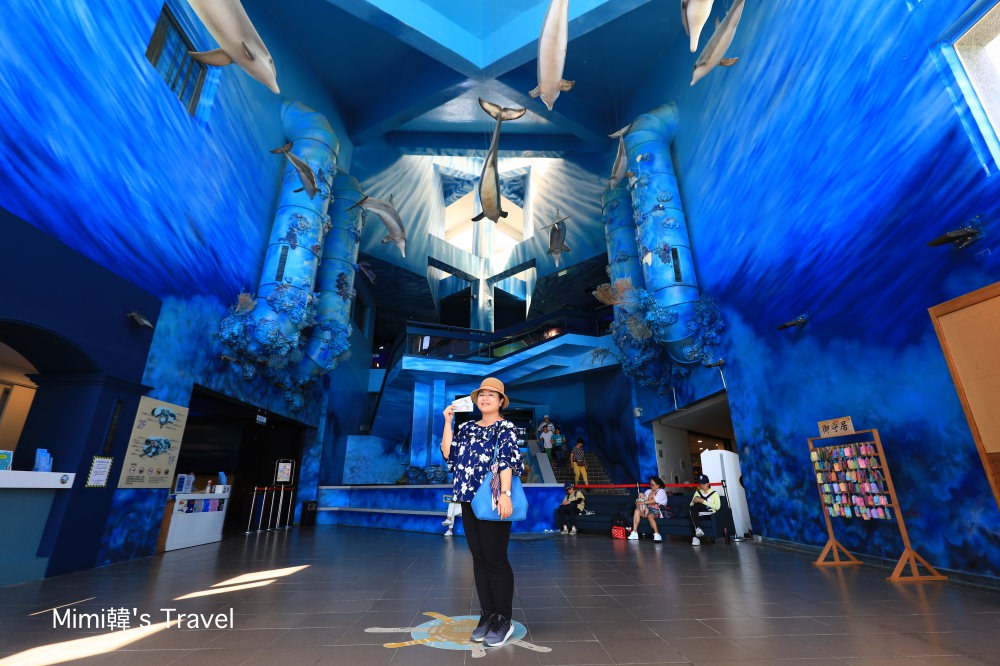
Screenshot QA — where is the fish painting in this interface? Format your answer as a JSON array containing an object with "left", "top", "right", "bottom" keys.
[
  {"left": 349, "top": 196, "right": 407, "bottom": 258},
  {"left": 530, "top": 0, "right": 575, "bottom": 111},
  {"left": 608, "top": 123, "right": 633, "bottom": 188},
  {"left": 542, "top": 211, "right": 571, "bottom": 267},
  {"left": 474, "top": 98, "right": 526, "bottom": 223},
  {"left": 186, "top": 0, "right": 279, "bottom": 94},
  {"left": 270, "top": 143, "right": 318, "bottom": 199},
  {"left": 691, "top": 0, "right": 745, "bottom": 86},
  {"left": 681, "top": 0, "right": 715, "bottom": 53}
]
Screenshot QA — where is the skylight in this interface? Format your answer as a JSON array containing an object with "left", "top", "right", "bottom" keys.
[
  {"left": 443, "top": 190, "right": 523, "bottom": 259},
  {"left": 947, "top": 2, "right": 1000, "bottom": 170}
]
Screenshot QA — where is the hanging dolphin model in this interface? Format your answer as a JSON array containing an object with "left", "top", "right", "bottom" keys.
[
  {"left": 186, "top": 0, "right": 280, "bottom": 94},
  {"left": 681, "top": 0, "right": 715, "bottom": 53},
  {"left": 270, "top": 142, "right": 318, "bottom": 199},
  {"left": 349, "top": 195, "right": 407, "bottom": 258},
  {"left": 530, "top": 0, "right": 575, "bottom": 111},
  {"left": 608, "top": 123, "right": 633, "bottom": 188},
  {"left": 542, "top": 211, "right": 571, "bottom": 267},
  {"left": 474, "top": 98, "right": 526, "bottom": 223},
  {"left": 691, "top": 0, "right": 745, "bottom": 86}
]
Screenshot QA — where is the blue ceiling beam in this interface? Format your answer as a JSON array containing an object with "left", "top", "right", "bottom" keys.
[
  {"left": 485, "top": 0, "right": 653, "bottom": 75},
  {"left": 383, "top": 131, "right": 597, "bottom": 153},
  {"left": 324, "top": 0, "right": 481, "bottom": 77},
  {"left": 352, "top": 77, "right": 476, "bottom": 144},
  {"left": 490, "top": 79, "right": 609, "bottom": 147}
]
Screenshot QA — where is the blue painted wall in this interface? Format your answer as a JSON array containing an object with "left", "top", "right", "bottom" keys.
[
  {"left": 621, "top": 0, "right": 1000, "bottom": 577},
  {"left": 0, "top": 0, "right": 370, "bottom": 572}
]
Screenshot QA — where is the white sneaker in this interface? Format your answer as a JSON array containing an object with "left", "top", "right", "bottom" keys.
[
  {"left": 695, "top": 527, "right": 705, "bottom": 538},
  {"left": 692, "top": 536, "right": 701, "bottom": 546},
  {"left": 627, "top": 531, "right": 639, "bottom": 541},
  {"left": 442, "top": 519, "right": 451, "bottom": 526},
  {"left": 570, "top": 526, "right": 577, "bottom": 535},
  {"left": 444, "top": 530, "right": 453, "bottom": 536},
  {"left": 561, "top": 526, "right": 568, "bottom": 534},
  {"left": 653, "top": 533, "right": 662, "bottom": 542}
]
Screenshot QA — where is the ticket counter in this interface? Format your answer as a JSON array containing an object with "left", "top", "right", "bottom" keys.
[{"left": 0, "top": 471, "right": 75, "bottom": 586}]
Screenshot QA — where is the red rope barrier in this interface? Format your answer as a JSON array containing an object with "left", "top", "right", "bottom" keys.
[{"left": 570, "top": 482, "right": 725, "bottom": 490}]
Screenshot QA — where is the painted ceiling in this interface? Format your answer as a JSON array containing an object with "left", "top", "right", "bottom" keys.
[{"left": 245, "top": 0, "right": 679, "bottom": 156}]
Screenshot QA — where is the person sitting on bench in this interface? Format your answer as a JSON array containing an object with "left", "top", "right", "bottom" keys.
[
  {"left": 628, "top": 476, "right": 669, "bottom": 542},
  {"left": 690, "top": 474, "right": 722, "bottom": 545},
  {"left": 555, "top": 482, "right": 585, "bottom": 534}
]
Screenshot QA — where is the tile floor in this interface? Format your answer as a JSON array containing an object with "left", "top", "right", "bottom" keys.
[{"left": 1, "top": 526, "right": 998, "bottom": 665}]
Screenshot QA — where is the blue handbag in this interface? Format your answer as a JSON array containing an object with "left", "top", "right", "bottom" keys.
[{"left": 471, "top": 433, "right": 527, "bottom": 521}]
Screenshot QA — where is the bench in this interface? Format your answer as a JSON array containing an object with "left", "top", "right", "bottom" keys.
[{"left": 633, "top": 493, "right": 736, "bottom": 541}]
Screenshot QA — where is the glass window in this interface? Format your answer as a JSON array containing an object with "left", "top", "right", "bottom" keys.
[{"left": 145, "top": 4, "right": 207, "bottom": 115}]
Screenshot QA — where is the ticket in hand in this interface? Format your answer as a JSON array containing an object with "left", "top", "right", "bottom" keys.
[{"left": 451, "top": 396, "right": 474, "bottom": 412}]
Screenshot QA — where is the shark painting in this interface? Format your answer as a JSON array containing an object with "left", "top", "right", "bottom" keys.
[
  {"left": 474, "top": 98, "right": 526, "bottom": 223},
  {"left": 186, "top": 0, "right": 279, "bottom": 94}
]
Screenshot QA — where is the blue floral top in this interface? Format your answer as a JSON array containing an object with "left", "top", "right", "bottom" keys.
[{"left": 445, "top": 419, "right": 523, "bottom": 502}]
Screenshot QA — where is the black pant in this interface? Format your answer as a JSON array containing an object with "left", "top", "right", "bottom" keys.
[
  {"left": 461, "top": 502, "right": 514, "bottom": 619},
  {"left": 690, "top": 507, "right": 715, "bottom": 533},
  {"left": 555, "top": 505, "right": 581, "bottom": 529}
]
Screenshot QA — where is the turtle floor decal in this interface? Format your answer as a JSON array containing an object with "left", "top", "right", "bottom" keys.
[{"left": 365, "top": 612, "right": 552, "bottom": 658}]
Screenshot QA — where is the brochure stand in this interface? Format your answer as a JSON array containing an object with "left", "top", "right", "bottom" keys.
[{"left": 809, "top": 428, "right": 946, "bottom": 582}]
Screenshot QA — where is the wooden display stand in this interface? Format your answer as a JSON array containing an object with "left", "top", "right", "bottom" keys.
[{"left": 809, "top": 428, "right": 947, "bottom": 583}]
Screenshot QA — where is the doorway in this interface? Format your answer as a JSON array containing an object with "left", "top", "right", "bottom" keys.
[
  {"left": 653, "top": 391, "right": 736, "bottom": 485},
  {"left": 178, "top": 387, "right": 307, "bottom": 535}
]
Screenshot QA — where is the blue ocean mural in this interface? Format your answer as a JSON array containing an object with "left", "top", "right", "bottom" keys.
[
  {"left": 1, "top": 0, "right": 999, "bottom": 585},
  {"left": 622, "top": 0, "right": 1000, "bottom": 577}
]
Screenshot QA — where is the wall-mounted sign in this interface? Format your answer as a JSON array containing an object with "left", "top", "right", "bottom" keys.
[
  {"left": 117, "top": 397, "right": 188, "bottom": 488},
  {"left": 86, "top": 456, "right": 113, "bottom": 487},
  {"left": 817, "top": 416, "right": 855, "bottom": 438}
]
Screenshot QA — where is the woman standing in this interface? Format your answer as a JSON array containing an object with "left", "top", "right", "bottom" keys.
[
  {"left": 441, "top": 377, "right": 524, "bottom": 648},
  {"left": 628, "top": 476, "right": 669, "bottom": 542}
]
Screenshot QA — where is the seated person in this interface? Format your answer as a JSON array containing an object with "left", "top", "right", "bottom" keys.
[
  {"left": 628, "top": 476, "right": 669, "bottom": 542},
  {"left": 555, "top": 482, "right": 585, "bottom": 535},
  {"left": 690, "top": 474, "right": 722, "bottom": 545}
]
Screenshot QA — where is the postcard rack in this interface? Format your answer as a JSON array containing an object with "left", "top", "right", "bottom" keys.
[{"left": 808, "top": 428, "right": 946, "bottom": 582}]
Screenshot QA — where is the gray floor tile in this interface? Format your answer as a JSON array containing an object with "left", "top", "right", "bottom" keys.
[{"left": 2, "top": 526, "right": 999, "bottom": 666}]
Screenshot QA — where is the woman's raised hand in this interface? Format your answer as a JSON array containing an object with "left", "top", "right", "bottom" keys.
[{"left": 443, "top": 405, "right": 455, "bottom": 421}]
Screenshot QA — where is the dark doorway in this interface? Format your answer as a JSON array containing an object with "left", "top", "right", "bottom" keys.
[{"left": 180, "top": 387, "right": 307, "bottom": 535}]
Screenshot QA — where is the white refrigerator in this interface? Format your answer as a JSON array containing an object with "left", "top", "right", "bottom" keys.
[{"left": 699, "top": 450, "right": 753, "bottom": 538}]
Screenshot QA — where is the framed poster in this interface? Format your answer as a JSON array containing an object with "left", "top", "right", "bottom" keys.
[
  {"left": 117, "top": 397, "right": 189, "bottom": 489},
  {"left": 275, "top": 459, "right": 294, "bottom": 485}
]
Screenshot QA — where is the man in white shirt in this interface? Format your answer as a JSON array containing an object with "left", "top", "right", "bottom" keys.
[{"left": 536, "top": 415, "right": 555, "bottom": 460}]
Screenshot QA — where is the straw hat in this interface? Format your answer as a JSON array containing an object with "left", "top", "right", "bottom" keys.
[{"left": 470, "top": 377, "right": 509, "bottom": 409}]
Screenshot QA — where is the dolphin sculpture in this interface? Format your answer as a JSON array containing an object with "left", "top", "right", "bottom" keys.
[
  {"left": 350, "top": 195, "right": 407, "bottom": 258},
  {"left": 691, "top": 0, "right": 745, "bottom": 86},
  {"left": 542, "top": 211, "right": 571, "bottom": 268},
  {"left": 681, "top": 0, "right": 715, "bottom": 53},
  {"left": 186, "top": 0, "right": 279, "bottom": 94},
  {"left": 270, "top": 143, "right": 318, "bottom": 199},
  {"left": 608, "top": 123, "right": 633, "bottom": 188},
  {"left": 529, "top": 0, "right": 575, "bottom": 111},
  {"left": 474, "top": 98, "right": 526, "bottom": 223}
]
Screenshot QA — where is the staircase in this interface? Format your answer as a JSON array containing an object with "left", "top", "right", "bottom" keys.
[{"left": 551, "top": 452, "right": 623, "bottom": 494}]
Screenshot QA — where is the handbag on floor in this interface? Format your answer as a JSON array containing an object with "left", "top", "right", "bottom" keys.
[{"left": 471, "top": 433, "right": 527, "bottom": 521}]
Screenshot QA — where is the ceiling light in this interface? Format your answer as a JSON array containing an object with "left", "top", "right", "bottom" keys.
[{"left": 697, "top": 440, "right": 703, "bottom": 443}]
